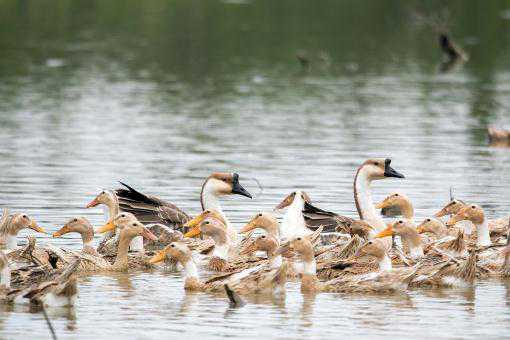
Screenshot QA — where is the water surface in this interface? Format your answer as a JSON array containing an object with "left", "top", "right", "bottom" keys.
[{"left": 1, "top": 1, "right": 510, "bottom": 339}]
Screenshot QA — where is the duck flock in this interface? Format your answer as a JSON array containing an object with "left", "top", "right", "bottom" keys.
[{"left": 1, "top": 158, "right": 509, "bottom": 307}]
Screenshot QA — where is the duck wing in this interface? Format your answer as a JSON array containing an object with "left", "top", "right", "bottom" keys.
[
  {"left": 116, "top": 182, "right": 190, "bottom": 229},
  {"left": 303, "top": 202, "right": 353, "bottom": 233}
]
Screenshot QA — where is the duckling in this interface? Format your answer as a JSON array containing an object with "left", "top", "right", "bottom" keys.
[
  {"left": 53, "top": 217, "right": 99, "bottom": 256},
  {"left": 289, "top": 237, "right": 416, "bottom": 294},
  {"left": 376, "top": 193, "right": 414, "bottom": 223},
  {"left": 0, "top": 209, "right": 46, "bottom": 250},
  {"left": 149, "top": 241, "right": 286, "bottom": 293}
]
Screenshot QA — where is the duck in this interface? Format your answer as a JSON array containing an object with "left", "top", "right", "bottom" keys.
[
  {"left": 446, "top": 205, "right": 491, "bottom": 247},
  {"left": 439, "top": 33, "right": 468, "bottom": 63},
  {"left": 375, "top": 220, "right": 424, "bottom": 260},
  {"left": 417, "top": 218, "right": 467, "bottom": 257},
  {"left": 0, "top": 251, "right": 80, "bottom": 307},
  {"left": 66, "top": 220, "right": 158, "bottom": 272},
  {"left": 96, "top": 212, "right": 152, "bottom": 254},
  {"left": 289, "top": 236, "right": 416, "bottom": 293},
  {"left": 100, "top": 173, "right": 252, "bottom": 243},
  {"left": 375, "top": 192, "right": 414, "bottom": 223},
  {"left": 149, "top": 241, "right": 286, "bottom": 293},
  {"left": 488, "top": 127, "right": 510, "bottom": 147},
  {"left": 0, "top": 209, "right": 46, "bottom": 250},
  {"left": 343, "top": 220, "right": 376, "bottom": 240},
  {"left": 240, "top": 212, "right": 280, "bottom": 238},
  {"left": 354, "top": 159, "right": 405, "bottom": 231},
  {"left": 53, "top": 217, "right": 100, "bottom": 256},
  {"left": 276, "top": 191, "right": 352, "bottom": 234}
]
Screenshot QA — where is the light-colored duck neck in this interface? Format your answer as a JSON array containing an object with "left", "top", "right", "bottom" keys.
[
  {"left": 181, "top": 258, "right": 201, "bottom": 290},
  {"left": 475, "top": 218, "right": 491, "bottom": 247},
  {"left": 1, "top": 216, "right": 20, "bottom": 250},
  {"left": 111, "top": 234, "right": 133, "bottom": 270},
  {"left": 281, "top": 194, "right": 307, "bottom": 239},
  {"left": 81, "top": 231, "right": 99, "bottom": 256},
  {"left": 354, "top": 167, "right": 385, "bottom": 231},
  {"left": 373, "top": 252, "right": 392, "bottom": 271},
  {"left": 300, "top": 253, "right": 319, "bottom": 292},
  {"left": 0, "top": 264, "right": 11, "bottom": 289},
  {"left": 201, "top": 181, "right": 238, "bottom": 242},
  {"left": 399, "top": 228, "right": 424, "bottom": 259}
]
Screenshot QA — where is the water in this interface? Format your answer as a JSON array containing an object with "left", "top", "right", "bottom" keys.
[{"left": 1, "top": 0, "right": 510, "bottom": 338}]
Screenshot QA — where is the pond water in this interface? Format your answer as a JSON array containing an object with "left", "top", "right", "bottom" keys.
[{"left": 1, "top": 0, "right": 510, "bottom": 339}]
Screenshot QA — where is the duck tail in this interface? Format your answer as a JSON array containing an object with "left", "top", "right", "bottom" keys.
[
  {"left": 224, "top": 284, "right": 245, "bottom": 307},
  {"left": 457, "top": 248, "right": 477, "bottom": 285}
]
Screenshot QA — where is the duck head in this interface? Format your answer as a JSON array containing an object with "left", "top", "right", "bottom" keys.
[
  {"left": 86, "top": 190, "right": 115, "bottom": 208},
  {"left": 149, "top": 242, "right": 192, "bottom": 265},
  {"left": 240, "top": 234, "right": 279, "bottom": 256},
  {"left": 446, "top": 205, "right": 484, "bottom": 227},
  {"left": 203, "top": 173, "right": 252, "bottom": 199},
  {"left": 53, "top": 217, "right": 94, "bottom": 239},
  {"left": 416, "top": 217, "right": 446, "bottom": 235},
  {"left": 435, "top": 199, "right": 466, "bottom": 218},
  {"left": 376, "top": 192, "right": 413, "bottom": 218},
  {"left": 240, "top": 212, "right": 278, "bottom": 234},
  {"left": 96, "top": 212, "right": 138, "bottom": 234},
  {"left": 360, "top": 158, "right": 405, "bottom": 180},
  {"left": 10, "top": 213, "right": 46, "bottom": 235},
  {"left": 183, "top": 210, "right": 225, "bottom": 238},
  {"left": 274, "top": 191, "right": 311, "bottom": 210}
]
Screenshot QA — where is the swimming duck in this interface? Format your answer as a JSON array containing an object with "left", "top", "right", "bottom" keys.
[
  {"left": 53, "top": 217, "right": 99, "bottom": 256},
  {"left": 241, "top": 212, "right": 280, "bottom": 238},
  {"left": 375, "top": 220, "right": 424, "bottom": 260},
  {"left": 446, "top": 205, "right": 491, "bottom": 247},
  {"left": 276, "top": 191, "right": 352, "bottom": 234},
  {"left": 0, "top": 209, "right": 46, "bottom": 250},
  {"left": 70, "top": 221, "right": 157, "bottom": 272},
  {"left": 375, "top": 192, "right": 414, "bottom": 223},
  {"left": 149, "top": 241, "right": 286, "bottom": 293},
  {"left": 99, "top": 173, "right": 252, "bottom": 243},
  {"left": 0, "top": 252, "right": 80, "bottom": 307},
  {"left": 289, "top": 236, "right": 416, "bottom": 293}
]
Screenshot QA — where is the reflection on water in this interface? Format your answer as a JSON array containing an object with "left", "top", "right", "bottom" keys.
[{"left": 1, "top": 0, "right": 510, "bottom": 339}]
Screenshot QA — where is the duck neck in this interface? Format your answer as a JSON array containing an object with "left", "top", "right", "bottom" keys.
[
  {"left": 5, "top": 234, "right": 17, "bottom": 250},
  {"left": 112, "top": 234, "right": 132, "bottom": 270},
  {"left": 401, "top": 204, "right": 414, "bottom": 221},
  {"left": 302, "top": 257, "right": 317, "bottom": 276},
  {"left": 182, "top": 259, "right": 201, "bottom": 290},
  {"left": 201, "top": 181, "right": 223, "bottom": 215},
  {"left": 403, "top": 230, "right": 423, "bottom": 259},
  {"left": 0, "top": 265, "right": 11, "bottom": 289},
  {"left": 268, "top": 254, "right": 283, "bottom": 269},
  {"left": 282, "top": 196, "right": 306, "bottom": 238},
  {"left": 129, "top": 236, "right": 144, "bottom": 252},
  {"left": 378, "top": 254, "right": 392, "bottom": 271},
  {"left": 354, "top": 168, "right": 385, "bottom": 231},
  {"left": 476, "top": 219, "right": 491, "bottom": 247},
  {"left": 212, "top": 242, "right": 230, "bottom": 260}
]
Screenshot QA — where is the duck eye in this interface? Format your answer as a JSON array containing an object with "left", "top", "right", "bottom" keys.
[
  {"left": 261, "top": 235, "right": 266, "bottom": 238},
  {"left": 471, "top": 205, "right": 476, "bottom": 209},
  {"left": 297, "top": 237, "right": 302, "bottom": 241},
  {"left": 22, "top": 215, "right": 27, "bottom": 219},
  {"left": 171, "top": 244, "right": 175, "bottom": 248},
  {"left": 374, "top": 162, "right": 379, "bottom": 166},
  {"left": 73, "top": 218, "right": 78, "bottom": 222},
  {"left": 426, "top": 218, "right": 431, "bottom": 222},
  {"left": 205, "top": 221, "right": 210, "bottom": 225},
  {"left": 258, "top": 213, "right": 262, "bottom": 217},
  {"left": 121, "top": 214, "right": 125, "bottom": 218},
  {"left": 398, "top": 221, "right": 403, "bottom": 224},
  {"left": 101, "top": 191, "right": 105, "bottom": 194},
  {"left": 368, "top": 241, "right": 372, "bottom": 245},
  {"left": 394, "top": 193, "right": 399, "bottom": 196}
]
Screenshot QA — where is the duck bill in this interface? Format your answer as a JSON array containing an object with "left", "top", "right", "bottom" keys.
[
  {"left": 96, "top": 220, "right": 116, "bottom": 234},
  {"left": 85, "top": 197, "right": 100, "bottom": 208},
  {"left": 416, "top": 226, "right": 425, "bottom": 234},
  {"left": 384, "top": 159, "right": 405, "bottom": 179},
  {"left": 275, "top": 243, "right": 290, "bottom": 256},
  {"left": 149, "top": 250, "right": 166, "bottom": 264},
  {"left": 53, "top": 225, "right": 70, "bottom": 238},
  {"left": 184, "top": 225, "right": 201, "bottom": 238},
  {"left": 231, "top": 173, "right": 252, "bottom": 199},
  {"left": 183, "top": 213, "right": 205, "bottom": 230},
  {"left": 374, "top": 226, "right": 393, "bottom": 238},
  {"left": 142, "top": 228, "right": 158, "bottom": 241},
  {"left": 446, "top": 216, "right": 461, "bottom": 227},
  {"left": 29, "top": 220, "right": 46, "bottom": 234},
  {"left": 240, "top": 220, "right": 258, "bottom": 234},
  {"left": 434, "top": 208, "right": 448, "bottom": 218},
  {"left": 375, "top": 200, "right": 389, "bottom": 209}
]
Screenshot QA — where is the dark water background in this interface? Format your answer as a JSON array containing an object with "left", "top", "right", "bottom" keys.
[{"left": 1, "top": 1, "right": 510, "bottom": 338}]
